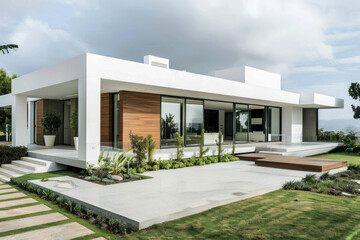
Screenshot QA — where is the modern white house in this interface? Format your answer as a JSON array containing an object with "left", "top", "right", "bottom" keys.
[{"left": 0, "top": 53, "right": 344, "bottom": 168}]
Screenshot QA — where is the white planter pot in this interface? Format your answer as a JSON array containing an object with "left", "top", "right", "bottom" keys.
[
  {"left": 44, "top": 135, "right": 56, "bottom": 147},
  {"left": 74, "top": 137, "right": 78, "bottom": 150}
]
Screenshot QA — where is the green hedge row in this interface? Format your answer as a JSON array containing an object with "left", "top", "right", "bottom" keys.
[
  {"left": 11, "top": 179, "right": 129, "bottom": 234},
  {"left": 0, "top": 145, "right": 27, "bottom": 164},
  {"left": 128, "top": 154, "right": 239, "bottom": 173}
]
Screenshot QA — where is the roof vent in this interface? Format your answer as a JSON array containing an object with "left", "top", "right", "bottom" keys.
[{"left": 144, "top": 55, "right": 169, "bottom": 69}]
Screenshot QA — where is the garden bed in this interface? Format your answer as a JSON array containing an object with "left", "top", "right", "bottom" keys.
[
  {"left": 76, "top": 173, "right": 150, "bottom": 185},
  {"left": 283, "top": 171, "right": 360, "bottom": 197}
]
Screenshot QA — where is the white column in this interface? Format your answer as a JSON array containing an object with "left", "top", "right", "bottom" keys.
[
  {"left": 28, "top": 101, "right": 35, "bottom": 144},
  {"left": 282, "top": 107, "right": 303, "bottom": 143},
  {"left": 12, "top": 95, "right": 28, "bottom": 146},
  {"left": 78, "top": 76, "right": 101, "bottom": 164}
]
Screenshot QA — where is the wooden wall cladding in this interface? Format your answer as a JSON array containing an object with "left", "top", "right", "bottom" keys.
[
  {"left": 36, "top": 99, "right": 64, "bottom": 145},
  {"left": 101, "top": 93, "right": 113, "bottom": 146},
  {"left": 36, "top": 100, "right": 44, "bottom": 145},
  {"left": 120, "top": 91, "right": 161, "bottom": 150}
]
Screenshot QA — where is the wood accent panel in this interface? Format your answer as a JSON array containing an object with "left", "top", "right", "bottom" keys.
[
  {"left": 35, "top": 99, "right": 64, "bottom": 145},
  {"left": 36, "top": 100, "right": 44, "bottom": 145},
  {"left": 101, "top": 93, "right": 113, "bottom": 146},
  {"left": 120, "top": 91, "right": 161, "bottom": 150},
  {"left": 238, "top": 153, "right": 347, "bottom": 172}
]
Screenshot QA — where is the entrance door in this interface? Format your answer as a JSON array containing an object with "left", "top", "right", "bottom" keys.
[
  {"left": 225, "top": 112, "right": 233, "bottom": 137},
  {"left": 63, "top": 100, "right": 71, "bottom": 145}
]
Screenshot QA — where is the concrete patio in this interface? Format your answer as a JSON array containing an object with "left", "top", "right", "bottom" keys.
[{"left": 29, "top": 160, "right": 344, "bottom": 230}]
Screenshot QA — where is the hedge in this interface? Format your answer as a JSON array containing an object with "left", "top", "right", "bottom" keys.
[{"left": 0, "top": 145, "right": 27, "bottom": 164}]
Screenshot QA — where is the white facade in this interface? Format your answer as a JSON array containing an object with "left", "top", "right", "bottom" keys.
[{"left": 0, "top": 53, "right": 344, "bottom": 165}]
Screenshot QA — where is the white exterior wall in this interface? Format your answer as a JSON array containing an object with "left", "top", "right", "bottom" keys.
[
  {"left": 282, "top": 107, "right": 303, "bottom": 143},
  {"left": 12, "top": 95, "right": 28, "bottom": 146}
]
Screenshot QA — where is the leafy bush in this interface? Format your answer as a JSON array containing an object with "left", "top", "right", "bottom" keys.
[
  {"left": 86, "top": 209, "right": 94, "bottom": 219},
  {"left": 108, "top": 219, "right": 127, "bottom": 234},
  {"left": 41, "top": 113, "right": 61, "bottom": 135},
  {"left": 129, "top": 131, "right": 147, "bottom": 163},
  {"left": 0, "top": 145, "right": 27, "bottom": 165},
  {"left": 302, "top": 174, "right": 317, "bottom": 184},
  {"left": 56, "top": 196, "right": 64, "bottom": 204},
  {"left": 102, "top": 178, "right": 114, "bottom": 183},
  {"left": 65, "top": 200, "right": 74, "bottom": 212},
  {"left": 282, "top": 181, "right": 303, "bottom": 190},
  {"left": 96, "top": 215, "right": 107, "bottom": 225},
  {"left": 70, "top": 112, "right": 78, "bottom": 135},
  {"left": 74, "top": 204, "right": 82, "bottom": 214}
]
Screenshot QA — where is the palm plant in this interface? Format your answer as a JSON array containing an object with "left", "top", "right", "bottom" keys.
[
  {"left": 215, "top": 131, "right": 224, "bottom": 161},
  {"left": 111, "top": 149, "right": 133, "bottom": 175},
  {"left": 0, "top": 44, "right": 18, "bottom": 54}
]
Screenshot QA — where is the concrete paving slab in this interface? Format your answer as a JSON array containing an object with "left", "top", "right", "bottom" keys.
[
  {"left": 0, "top": 204, "right": 50, "bottom": 219},
  {"left": 31, "top": 161, "right": 324, "bottom": 230},
  {"left": 0, "top": 185, "right": 11, "bottom": 189},
  {"left": 0, "top": 222, "right": 94, "bottom": 240},
  {"left": 0, "top": 212, "right": 68, "bottom": 233},
  {"left": 0, "top": 198, "right": 37, "bottom": 208},
  {"left": 0, "top": 193, "right": 26, "bottom": 201},
  {"left": 0, "top": 189, "right": 17, "bottom": 194}
]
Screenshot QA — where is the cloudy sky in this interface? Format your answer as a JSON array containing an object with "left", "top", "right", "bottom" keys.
[{"left": 1, "top": 0, "right": 360, "bottom": 131}]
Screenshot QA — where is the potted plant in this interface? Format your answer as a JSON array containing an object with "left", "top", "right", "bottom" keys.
[
  {"left": 41, "top": 113, "right": 61, "bottom": 147},
  {"left": 70, "top": 112, "right": 78, "bottom": 150}
]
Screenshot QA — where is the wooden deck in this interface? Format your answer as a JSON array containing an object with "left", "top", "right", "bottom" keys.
[{"left": 237, "top": 153, "right": 347, "bottom": 172}]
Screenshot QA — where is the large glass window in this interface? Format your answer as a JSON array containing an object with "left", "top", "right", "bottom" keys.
[
  {"left": 268, "top": 107, "right": 281, "bottom": 142},
  {"left": 185, "top": 99, "right": 204, "bottom": 146},
  {"left": 235, "top": 104, "right": 249, "bottom": 143},
  {"left": 161, "top": 97, "right": 184, "bottom": 148},
  {"left": 249, "top": 105, "right": 266, "bottom": 142}
]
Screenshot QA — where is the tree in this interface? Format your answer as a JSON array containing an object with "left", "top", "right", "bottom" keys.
[
  {"left": 0, "top": 44, "right": 18, "bottom": 54},
  {"left": 0, "top": 69, "right": 17, "bottom": 133},
  {"left": 349, "top": 82, "right": 360, "bottom": 119}
]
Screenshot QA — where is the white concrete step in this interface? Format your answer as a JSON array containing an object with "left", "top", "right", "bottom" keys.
[
  {"left": 21, "top": 157, "right": 48, "bottom": 166},
  {"left": 1, "top": 164, "right": 34, "bottom": 175},
  {"left": 11, "top": 160, "right": 39, "bottom": 171},
  {"left": 0, "top": 174, "right": 10, "bottom": 182},
  {"left": 0, "top": 167, "right": 21, "bottom": 178}
]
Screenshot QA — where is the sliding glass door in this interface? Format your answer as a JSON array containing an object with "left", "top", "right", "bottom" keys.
[
  {"left": 161, "top": 97, "right": 184, "bottom": 148},
  {"left": 235, "top": 104, "right": 249, "bottom": 143},
  {"left": 185, "top": 99, "right": 204, "bottom": 146},
  {"left": 268, "top": 107, "right": 281, "bottom": 142}
]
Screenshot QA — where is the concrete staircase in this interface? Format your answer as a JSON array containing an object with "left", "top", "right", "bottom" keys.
[{"left": 0, "top": 157, "right": 67, "bottom": 182}]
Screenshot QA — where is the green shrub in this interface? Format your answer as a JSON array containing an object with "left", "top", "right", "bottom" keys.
[
  {"left": 205, "top": 159, "right": 211, "bottom": 164},
  {"left": 178, "top": 162, "right": 185, "bottom": 168},
  {"left": 136, "top": 167, "right": 146, "bottom": 173},
  {"left": 152, "top": 165, "right": 160, "bottom": 171},
  {"left": 302, "top": 174, "right": 317, "bottom": 184},
  {"left": 101, "top": 178, "right": 114, "bottom": 183},
  {"left": 0, "top": 145, "right": 27, "bottom": 165},
  {"left": 96, "top": 215, "right": 107, "bottom": 225},
  {"left": 49, "top": 192, "right": 57, "bottom": 201},
  {"left": 41, "top": 113, "right": 61, "bottom": 135},
  {"left": 56, "top": 196, "right": 64, "bottom": 204},
  {"left": 282, "top": 181, "right": 303, "bottom": 190},
  {"left": 85, "top": 209, "right": 94, "bottom": 219},
  {"left": 108, "top": 219, "right": 127, "bottom": 234},
  {"left": 74, "top": 204, "right": 82, "bottom": 214},
  {"left": 208, "top": 156, "right": 218, "bottom": 163},
  {"left": 65, "top": 200, "right": 74, "bottom": 212},
  {"left": 186, "top": 162, "right": 194, "bottom": 167},
  {"left": 189, "top": 156, "right": 197, "bottom": 165},
  {"left": 172, "top": 163, "right": 180, "bottom": 169},
  {"left": 129, "top": 131, "right": 147, "bottom": 163},
  {"left": 195, "top": 158, "right": 205, "bottom": 166}
]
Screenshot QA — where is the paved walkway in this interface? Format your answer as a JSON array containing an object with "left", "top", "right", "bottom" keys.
[
  {"left": 32, "top": 160, "right": 324, "bottom": 230},
  {"left": 0, "top": 182, "right": 103, "bottom": 240}
]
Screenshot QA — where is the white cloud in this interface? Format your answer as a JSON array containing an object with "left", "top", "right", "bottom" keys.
[
  {"left": 0, "top": 18, "right": 88, "bottom": 75},
  {"left": 338, "top": 56, "right": 360, "bottom": 64},
  {"left": 293, "top": 66, "right": 338, "bottom": 73}
]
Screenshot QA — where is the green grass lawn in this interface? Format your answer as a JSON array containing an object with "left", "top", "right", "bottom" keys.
[
  {"left": 314, "top": 152, "right": 360, "bottom": 165},
  {"left": 10, "top": 170, "right": 360, "bottom": 240}
]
